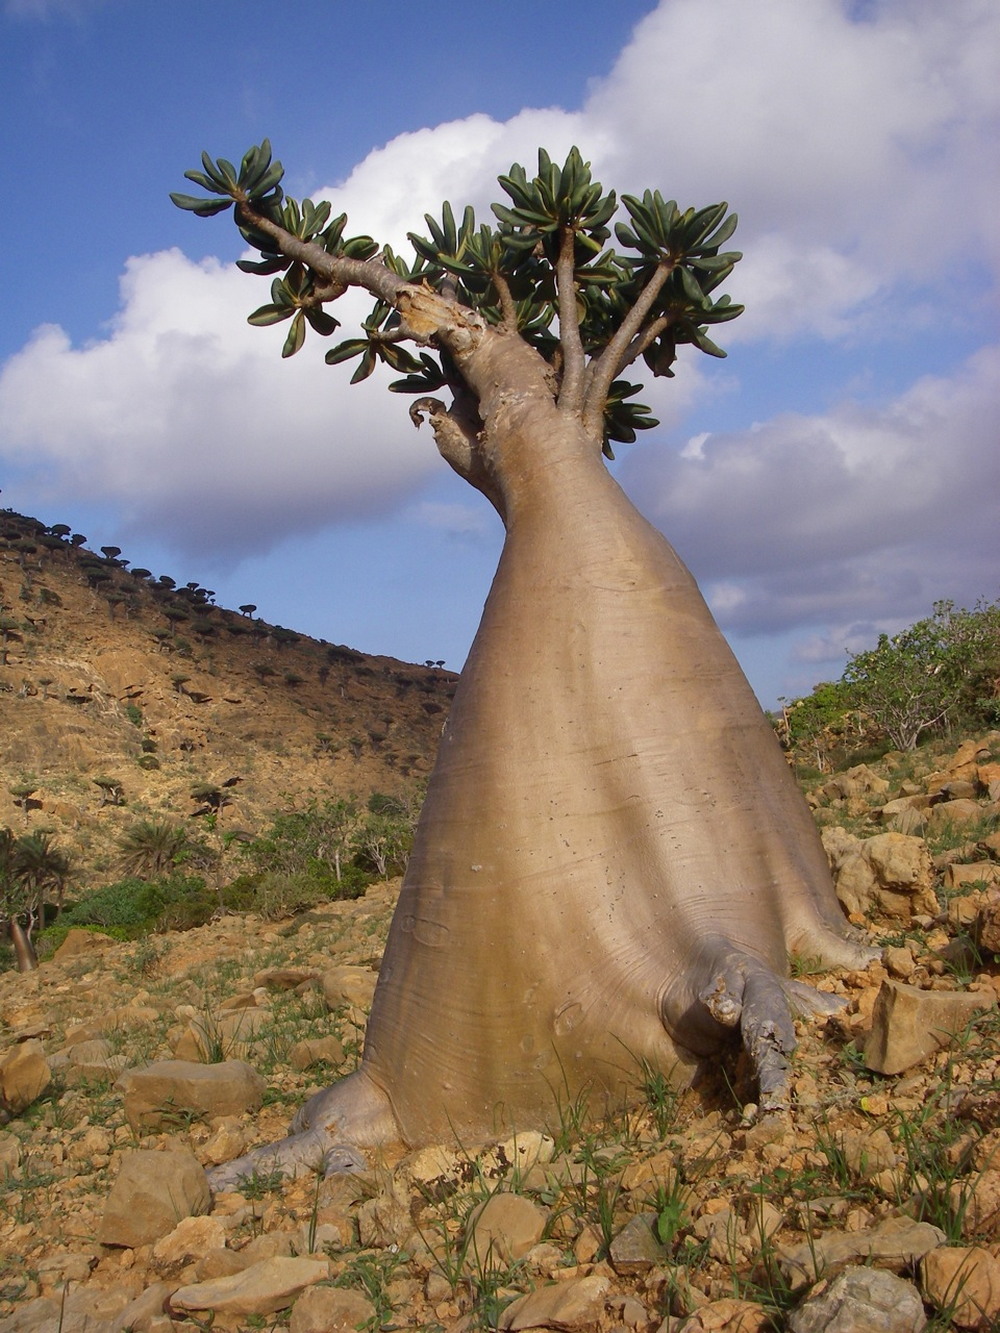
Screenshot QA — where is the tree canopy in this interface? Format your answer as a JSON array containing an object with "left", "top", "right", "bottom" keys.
[{"left": 173, "top": 142, "right": 743, "bottom": 458}]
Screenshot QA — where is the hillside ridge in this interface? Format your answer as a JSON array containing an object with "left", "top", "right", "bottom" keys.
[{"left": 0, "top": 508, "right": 456, "bottom": 885}]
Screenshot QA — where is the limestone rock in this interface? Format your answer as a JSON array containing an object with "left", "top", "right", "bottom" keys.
[
  {"left": 944, "top": 861, "right": 1000, "bottom": 891},
  {"left": 777, "top": 1215, "right": 945, "bottom": 1288},
  {"left": 465, "top": 1192, "right": 549, "bottom": 1266},
  {"left": 864, "top": 980, "right": 995, "bottom": 1075},
  {"left": 788, "top": 1266, "right": 927, "bottom": 1332},
  {"left": 98, "top": 1147, "right": 210, "bottom": 1247},
  {"left": 287, "top": 1034, "right": 345, "bottom": 1071},
  {"left": 0, "top": 1288, "right": 129, "bottom": 1333},
  {"left": 497, "top": 1274, "right": 611, "bottom": 1330},
  {"left": 116, "top": 1283, "right": 178, "bottom": 1332},
  {"left": 927, "top": 797, "right": 984, "bottom": 829},
  {"left": 0, "top": 1039, "right": 51, "bottom": 1115},
  {"left": 198, "top": 1114, "right": 253, "bottom": 1167},
  {"left": 51, "top": 928, "right": 115, "bottom": 961},
  {"left": 672, "top": 1300, "right": 772, "bottom": 1331},
  {"left": 478, "top": 1129, "right": 556, "bottom": 1179},
  {"left": 172, "top": 1006, "right": 272, "bottom": 1061},
  {"left": 922, "top": 1246, "right": 1000, "bottom": 1329},
  {"left": 0, "top": 1130, "right": 21, "bottom": 1179},
  {"left": 319, "top": 965, "right": 378, "bottom": 1010},
  {"left": 289, "top": 1284, "right": 376, "bottom": 1333},
  {"left": 832, "top": 832, "right": 938, "bottom": 921},
  {"left": 822, "top": 765, "right": 890, "bottom": 802},
  {"left": 609, "top": 1211, "right": 672, "bottom": 1274},
  {"left": 254, "top": 967, "right": 320, "bottom": 991},
  {"left": 976, "top": 887, "right": 1000, "bottom": 952},
  {"left": 152, "top": 1213, "right": 228, "bottom": 1266},
  {"left": 169, "top": 1255, "right": 329, "bottom": 1317},
  {"left": 356, "top": 1179, "right": 412, "bottom": 1248},
  {"left": 118, "top": 1058, "right": 265, "bottom": 1131}
]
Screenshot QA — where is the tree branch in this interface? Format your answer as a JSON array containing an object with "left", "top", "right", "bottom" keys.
[
  {"left": 581, "top": 260, "right": 676, "bottom": 441},
  {"left": 493, "top": 270, "right": 519, "bottom": 334},
  {"left": 555, "top": 226, "right": 586, "bottom": 413},
  {"left": 614, "top": 312, "right": 677, "bottom": 373},
  {"left": 237, "top": 201, "right": 407, "bottom": 309}
]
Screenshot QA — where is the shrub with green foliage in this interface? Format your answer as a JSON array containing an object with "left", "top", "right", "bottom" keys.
[
  {"left": 53, "top": 873, "right": 217, "bottom": 938},
  {"left": 844, "top": 598, "right": 1000, "bottom": 750},
  {"left": 783, "top": 598, "right": 1000, "bottom": 764}
]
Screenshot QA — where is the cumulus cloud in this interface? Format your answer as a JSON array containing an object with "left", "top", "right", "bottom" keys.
[
  {"left": 0, "top": 249, "right": 441, "bottom": 560},
  {"left": 0, "top": 0, "right": 996, "bottom": 663},
  {"left": 623, "top": 343, "right": 1000, "bottom": 640}
]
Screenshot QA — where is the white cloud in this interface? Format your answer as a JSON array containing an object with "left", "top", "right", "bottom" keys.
[
  {"left": 0, "top": 0, "right": 996, "bottom": 622},
  {"left": 411, "top": 501, "right": 497, "bottom": 541},
  {"left": 0, "top": 249, "right": 438, "bottom": 559},
  {"left": 624, "top": 344, "right": 1000, "bottom": 636}
]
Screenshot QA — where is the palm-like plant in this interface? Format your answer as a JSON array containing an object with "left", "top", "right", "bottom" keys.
[{"left": 117, "top": 819, "right": 202, "bottom": 879}]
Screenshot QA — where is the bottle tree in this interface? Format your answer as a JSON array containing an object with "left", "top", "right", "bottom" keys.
[{"left": 173, "top": 144, "right": 873, "bottom": 1188}]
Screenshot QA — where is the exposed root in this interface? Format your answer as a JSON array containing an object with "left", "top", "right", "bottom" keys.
[
  {"left": 698, "top": 954, "right": 839, "bottom": 1115},
  {"left": 207, "top": 1070, "right": 399, "bottom": 1196},
  {"left": 206, "top": 1130, "right": 367, "bottom": 1194}
]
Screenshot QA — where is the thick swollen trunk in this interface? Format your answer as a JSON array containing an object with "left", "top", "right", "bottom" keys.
[
  {"left": 207, "top": 332, "right": 871, "bottom": 1191},
  {"left": 362, "top": 413, "right": 866, "bottom": 1142}
]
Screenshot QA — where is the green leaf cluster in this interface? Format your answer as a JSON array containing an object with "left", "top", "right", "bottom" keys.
[
  {"left": 173, "top": 143, "right": 745, "bottom": 451},
  {"left": 170, "top": 140, "right": 284, "bottom": 217}
]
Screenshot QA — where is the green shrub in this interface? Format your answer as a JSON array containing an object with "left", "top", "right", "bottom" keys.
[{"left": 56, "top": 873, "right": 215, "bottom": 936}]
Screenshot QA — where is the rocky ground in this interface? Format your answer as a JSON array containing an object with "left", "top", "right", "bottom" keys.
[{"left": 1, "top": 734, "right": 999, "bottom": 1332}]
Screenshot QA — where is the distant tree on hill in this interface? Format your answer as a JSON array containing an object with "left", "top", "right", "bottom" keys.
[
  {"left": 844, "top": 598, "right": 1000, "bottom": 750},
  {"left": 2, "top": 828, "right": 74, "bottom": 969}
]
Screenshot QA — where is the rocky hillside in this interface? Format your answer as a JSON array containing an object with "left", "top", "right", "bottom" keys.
[
  {"left": 0, "top": 510, "right": 456, "bottom": 885},
  {"left": 0, "top": 730, "right": 998, "bottom": 1330}
]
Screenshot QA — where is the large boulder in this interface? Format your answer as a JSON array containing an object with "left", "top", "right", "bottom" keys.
[
  {"left": 117, "top": 1058, "right": 266, "bottom": 1132},
  {"left": 824, "top": 831, "right": 938, "bottom": 921},
  {"left": 98, "top": 1148, "right": 210, "bottom": 1247},
  {"left": 864, "top": 981, "right": 996, "bottom": 1075},
  {"left": 0, "top": 1039, "right": 51, "bottom": 1115}
]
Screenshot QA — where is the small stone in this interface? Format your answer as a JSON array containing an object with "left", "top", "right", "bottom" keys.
[
  {"left": 883, "top": 946, "right": 916, "bottom": 980},
  {"left": 466, "top": 1192, "right": 549, "bottom": 1266},
  {"left": 52, "top": 928, "right": 115, "bottom": 960},
  {"left": 673, "top": 1298, "right": 772, "bottom": 1331},
  {"left": 0, "top": 1130, "right": 22, "bottom": 1179},
  {"left": 498, "top": 1274, "right": 611, "bottom": 1330},
  {"left": 945, "top": 862, "right": 1000, "bottom": 891},
  {"left": 254, "top": 967, "right": 319, "bottom": 991},
  {"left": 289, "top": 1284, "right": 376, "bottom": 1333},
  {"left": 319, "top": 966, "right": 378, "bottom": 1010},
  {"left": 118, "top": 1058, "right": 266, "bottom": 1131},
  {"left": 609, "top": 1212, "right": 672, "bottom": 1274},
  {"left": 287, "top": 1034, "right": 345, "bottom": 1071},
  {"left": 169, "top": 1255, "right": 329, "bottom": 1317},
  {"left": 777, "top": 1215, "right": 945, "bottom": 1288},
  {"left": 922, "top": 1245, "right": 1000, "bottom": 1329},
  {"left": 152, "top": 1214, "right": 227, "bottom": 1266},
  {"left": 788, "top": 1265, "right": 927, "bottom": 1332}
]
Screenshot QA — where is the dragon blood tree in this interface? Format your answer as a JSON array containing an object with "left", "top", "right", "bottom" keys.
[{"left": 172, "top": 143, "right": 873, "bottom": 1188}]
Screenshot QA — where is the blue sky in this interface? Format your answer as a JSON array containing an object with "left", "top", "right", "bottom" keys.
[{"left": 1, "top": 0, "right": 997, "bottom": 706}]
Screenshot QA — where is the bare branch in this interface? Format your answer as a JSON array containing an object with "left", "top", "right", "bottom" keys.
[
  {"left": 555, "top": 226, "right": 586, "bottom": 413},
  {"left": 581, "top": 260, "right": 676, "bottom": 441},
  {"left": 613, "top": 312, "right": 677, "bottom": 373},
  {"left": 493, "top": 270, "right": 518, "bottom": 333},
  {"left": 237, "top": 201, "right": 407, "bottom": 309}
]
